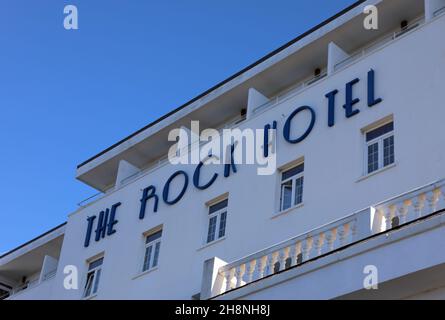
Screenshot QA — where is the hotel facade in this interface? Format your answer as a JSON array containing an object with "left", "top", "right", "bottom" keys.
[{"left": 2, "top": 0, "right": 445, "bottom": 300}]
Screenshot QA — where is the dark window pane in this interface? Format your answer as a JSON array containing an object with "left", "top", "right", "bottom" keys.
[
  {"left": 294, "top": 177, "right": 304, "bottom": 205},
  {"left": 207, "top": 216, "right": 217, "bottom": 243},
  {"left": 84, "top": 272, "right": 94, "bottom": 297},
  {"left": 209, "top": 199, "right": 228, "bottom": 214},
  {"left": 146, "top": 230, "right": 162, "bottom": 244},
  {"left": 143, "top": 246, "right": 152, "bottom": 271},
  {"left": 282, "top": 163, "right": 304, "bottom": 181},
  {"left": 281, "top": 180, "right": 292, "bottom": 211},
  {"left": 218, "top": 212, "right": 227, "bottom": 238},
  {"left": 88, "top": 257, "right": 103, "bottom": 270},
  {"left": 92, "top": 269, "right": 101, "bottom": 294},
  {"left": 383, "top": 135, "right": 395, "bottom": 166},
  {"left": 152, "top": 242, "right": 161, "bottom": 268},
  {"left": 366, "top": 122, "right": 393, "bottom": 142},
  {"left": 367, "top": 143, "right": 379, "bottom": 174}
]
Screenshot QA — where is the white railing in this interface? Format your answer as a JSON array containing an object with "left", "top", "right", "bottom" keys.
[
  {"left": 434, "top": 6, "right": 445, "bottom": 17},
  {"left": 77, "top": 192, "right": 104, "bottom": 207},
  {"left": 334, "top": 16, "right": 425, "bottom": 72},
  {"left": 42, "top": 269, "right": 57, "bottom": 281},
  {"left": 8, "top": 269, "right": 57, "bottom": 298},
  {"left": 12, "top": 278, "right": 39, "bottom": 295},
  {"left": 373, "top": 179, "right": 445, "bottom": 233},
  {"left": 207, "top": 178, "right": 445, "bottom": 298},
  {"left": 252, "top": 70, "right": 327, "bottom": 115}
]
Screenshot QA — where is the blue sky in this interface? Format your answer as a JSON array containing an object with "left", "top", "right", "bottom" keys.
[{"left": 0, "top": 0, "right": 356, "bottom": 253}]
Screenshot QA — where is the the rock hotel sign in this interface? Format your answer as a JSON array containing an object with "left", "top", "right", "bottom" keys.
[{"left": 83, "top": 69, "right": 383, "bottom": 247}]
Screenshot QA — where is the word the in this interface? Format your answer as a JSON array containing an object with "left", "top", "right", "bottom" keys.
[{"left": 84, "top": 202, "right": 121, "bottom": 247}]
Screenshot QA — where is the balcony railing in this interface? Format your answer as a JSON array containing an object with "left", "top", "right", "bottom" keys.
[
  {"left": 207, "top": 178, "right": 445, "bottom": 298},
  {"left": 434, "top": 6, "right": 445, "bottom": 17},
  {"left": 333, "top": 16, "right": 424, "bottom": 72},
  {"left": 252, "top": 70, "right": 327, "bottom": 115},
  {"left": 5, "top": 268, "right": 57, "bottom": 299}
]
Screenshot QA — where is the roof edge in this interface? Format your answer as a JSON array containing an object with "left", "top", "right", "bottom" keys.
[
  {"left": 0, "top": 222, "right": 67, "bottom": 259},
  {"left": 77, "top": 0, "right": 367, "bottom": 169}
]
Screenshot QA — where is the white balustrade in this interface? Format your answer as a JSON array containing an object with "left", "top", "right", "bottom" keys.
[
  {"left": 214, "top": 216, "right": 359, "bottom": 296},
  {"left": 204, "top": 178, "right": 445, "bottom": 298}
]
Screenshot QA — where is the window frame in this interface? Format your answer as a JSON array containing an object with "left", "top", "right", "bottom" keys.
[
  {"left": 279, "top": 163, "right": 304, "bottom": 212},
  {"left": 142, "top": 230, "right": 162, "bottom": 272},
  {"left": 364, "top": 122, "right": 395, "bottom": 175},
  {"left": 206, "top": 199, "right": 228, "bottom": 244},
  {"left": 83, "top": 257, "right": 103, "bottom": 299}
]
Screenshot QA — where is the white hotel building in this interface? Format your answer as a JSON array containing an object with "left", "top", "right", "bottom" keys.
[{"left": 2, "top": 0, "right": 445, "bottom": 300}]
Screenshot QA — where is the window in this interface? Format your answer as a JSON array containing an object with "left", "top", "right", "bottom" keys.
[
  {"left": 365, "top": 122, "right": 394, "bottom": 174},
  {"left": 207, "top": 199, "right": 228, "bottom": 243},
  {"left": 83, "top": 257, "right": 103, "bottom": 298},
  {"left": 280, "top": 163, "right": 304, "bottom": 211},
  {"left": 142, "top": 230, "right": 162, "bottom": 272}
]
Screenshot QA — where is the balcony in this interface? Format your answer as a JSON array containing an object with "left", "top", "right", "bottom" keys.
[
  {"left": 333, "top": 15, "right": 426, "bottom": 73},
  {"left": 201, "top": 178, "right": 445, "bottom": 299},
  {"left": 4, "top": 268, "right": 57, "bottom": 300},
  {"left": 0, "top": 224, "right": 64, "bottom": 300}
]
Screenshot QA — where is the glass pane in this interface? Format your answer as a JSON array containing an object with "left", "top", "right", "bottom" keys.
[
  {"left": 218, "top": 211, "right": 227, "bottom": 238},
  {"left": 152, "top": 242, "right": 161, "bottom": 268},
  {"left": 143, "top": 246, "right": 152, "bottom": 271},
  {"left": 281, "top": 180, "right": 293, "bottom": 211},
  {"left": 367, "top": 143, "right": 379, "bottom": 174},
  {"left": 146, "top": 230, "right": 162, "bottom": 244},
  {"left": 83, "top": 272, "right": 94, "bottom": 297},
  {"left": 207, "top": 216, "right": 217, "bottom": 243},
  {"left": 366, "top": 122, "right": 393, "bottom": 142},
  {"left": 88, "top": 257, "right": 103, "bottom": 271},
  {"left": 282, "top": 163, "right": 304, "bottom": 181},
  {"left": 209, "top": 199, "right": 228, "bottom": 214},
  {"left": 294, "top": 176, "right": 304, "bottom": 205},
  {"left": 92, "top": 269, "right": 101, "bottom": 294},
  {"left": 383, "top": 135, "right": 394, "bottom": 166}
]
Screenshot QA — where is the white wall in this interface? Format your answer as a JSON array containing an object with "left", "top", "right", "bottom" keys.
[{"left": 51, "top": 14, "right": 445, "bottom": 299}]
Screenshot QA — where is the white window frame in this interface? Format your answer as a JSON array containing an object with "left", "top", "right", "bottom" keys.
[
  {"left": 142, "top": 230, "right": 162, "bottom": 272},
  {"left": 364, "top": 122, "right": 395, "bottom": 175},
  {"left": 206, "top": 199, "right": 228, "bottom": 244},
  {"left": 83, "top": 257, "right": 103, "bottom": 299},
  {"left": 279, "top": 164, "right": 304, "bottom": 212}
]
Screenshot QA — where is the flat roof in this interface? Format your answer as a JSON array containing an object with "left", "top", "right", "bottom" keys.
[{"left": 77, "top": 0, "right": 366, "bottom": 169}]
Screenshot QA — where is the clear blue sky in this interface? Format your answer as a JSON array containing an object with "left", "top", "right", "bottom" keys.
[{"left": 0, "top": 0, "right": 356, "bottom": 253}]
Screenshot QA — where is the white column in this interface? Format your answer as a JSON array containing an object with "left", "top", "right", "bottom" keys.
[
  {"left": 235, "top": 265, "right": 245, "bottom": 288},
  {"left": 115, "top": 160, "right": 140, "bottom": 188},
  {"left": 200, "top": 257, "right": 227, "bottom": 299},
  {"left": 327, "top": 42, "right": 349, "bottom": 75},
  {"left": 412, "top": 193, "right": 427, "bottom": 219},
  {"left": 246, "top": 260, "right": 256, "bottom": 283},
  {"left": 246, "top": 88, "right": 270, "bottom": 119},
  {"left": 425, "top": 0, "right": 445, "bottom": 21}
]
